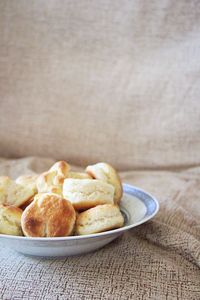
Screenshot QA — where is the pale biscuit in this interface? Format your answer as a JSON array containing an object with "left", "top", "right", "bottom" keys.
[
  {"left": 0, "top": 176, "right": 35, "bottom": 207},
  {"left": 16, "top": 174, "right": 38, "bottom": 194},
  {"left": 0, "top": 205, "right": 23, "bottom": 236},
  {"left": 63, "top": 179, "right": 114, "bottom": 211},
  {"left": 36, "top": 161, "right": 70, "bottom": 196},
  {"left": 36, "top": 171, "right": 63, "bottom": 195},
  {"left": 15, "top": 175, "right": 36, "bottom": 210},
  {"left": 21, "top": 193, "right": 76, "bottom": 237},
  {"left": 86, "top": 163, "right": 123, "bottom": 204},
  {"left": 67, "top": 172, "right": 92, "bottom": 179},
  {"left": 75, "top": 204, "right": 124, "bottom": 235}
]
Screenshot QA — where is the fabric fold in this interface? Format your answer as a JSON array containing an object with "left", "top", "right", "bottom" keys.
[{"left": 0, "top": 157, "right": 199, "bottom": 299}]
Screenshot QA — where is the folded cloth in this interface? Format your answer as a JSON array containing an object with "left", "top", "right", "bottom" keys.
[{"left": 0, "top": 157, "right": 199, "bottom": 300}]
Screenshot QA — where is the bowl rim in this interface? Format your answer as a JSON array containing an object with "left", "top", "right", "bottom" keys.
[{"left": 0, "top": 183, "right": 159, "bottom": 242}]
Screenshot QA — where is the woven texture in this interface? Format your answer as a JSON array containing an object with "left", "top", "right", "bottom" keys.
[
  {"left": 0, "top": 157, "right": 199, "bottom": 300},
  {"left": 0, "top": 1, "right": 200, "bottom": 298},
  {"left": 0, "top": 1, "right": 200, "bottom": 169}
]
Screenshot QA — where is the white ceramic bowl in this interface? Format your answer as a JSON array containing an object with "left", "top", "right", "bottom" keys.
[{"left": 0, "top": 184, "right": 159, "bottom": 257}]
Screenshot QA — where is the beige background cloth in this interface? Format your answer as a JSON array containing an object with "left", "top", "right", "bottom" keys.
[
  {"left": 0, "top": 1, "right": 200, "bottom": 299},
  {"left": 0, "top": 0, "right": 200, "bottom": 170},
  {"left": 0, "top": 157, "right": 199, "bottom": 300}
]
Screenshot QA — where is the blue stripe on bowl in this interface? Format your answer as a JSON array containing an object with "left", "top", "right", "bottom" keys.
[{"left": 123, "top": 184, "right": 158, "bottom": 217}]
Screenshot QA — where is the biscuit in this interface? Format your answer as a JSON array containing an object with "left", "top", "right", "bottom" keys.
[
  {"left": 16, "top": 174, "right": 38, "bottom": 194},
  {"left": 75, "top": 204, "right": 124, "bottom": 235},
  {"left": 0, "top": 205, "right": 23, "bottom": 236},
  {"left": 63, "top": 179, "right": 114, "bottom": 211},
  {"left": 21, "top": 193, "right": 76, "bottom": 237},
  {"left": 86, "top": 163, "right": 122, "bottom": 204},
  {"left": 15, "top": 175, "right": 38, "bottom": 210},
  {"left": 68, "top": 172, "right": 92, "bottom": 179},
  {"left": 0, "top": 176, "right": 35, "bottom": 207},
  {"left": 36, "top": 171, "right": 62, "bottom": 195},
  {"left": 49, "top": 161, "right": 70, "bottom": 184},
  {"left": 36, "top": 161, "right": 70, "bottom": 196}
]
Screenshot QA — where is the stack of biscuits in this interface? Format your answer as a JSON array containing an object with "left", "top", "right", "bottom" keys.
[{"left": 0, "top": 161, "right": 124, "bottom": 237}]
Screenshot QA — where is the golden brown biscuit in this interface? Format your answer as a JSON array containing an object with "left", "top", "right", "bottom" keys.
[
  {"left": 36, "top": 161, "right": 70, "bottom": 196},
  {"left": 0, "top": 176, "right": 35, "bottom": 207},
  {"left": 75, "top": 204, "right": 124, "bottom": 235},
  {"left": 49, "top": 161, "right": 70, "bottom": 184},
  {"left": 0, "top": 205, "right": 23, "bottom": 236},
  {"left": 63, "top": 179, "right": 114, "bottom": 211},
  {"left": 86, "top": 163, "right": 123, "bottom": 204},
  {"left": 21, "top": 193, "right": 76, "bottom": 237}
]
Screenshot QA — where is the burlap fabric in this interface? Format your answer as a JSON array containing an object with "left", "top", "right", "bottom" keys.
[
  {"left": 0, "top": 1, "right": 200, "bottom": 298},
  {"left": 0, "top": 1, "right": 200, "bottom": 170},
  {"left": 0, "top": 157, "right": 199, "bottom": 300}
]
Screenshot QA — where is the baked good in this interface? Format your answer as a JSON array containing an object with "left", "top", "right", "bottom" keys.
[
  {"left": 16, "top": 175, "right": 38, "bottom": 208},
  {"left": 67, "top": 172, "right": 92, "bottom": 179},
  {"left": 86, "top": 163, "right": 122, "bottom": 204},
  {"left": 15, "top": 174, "right": 38, "bottom": 194},
  {"left": 0, "top": 176, "right": 35, "bottom": 207},
  {"left": 36, "top": 171, "right": 63, "bottom": 195},
  {"left": 21, "top": 193, "right": 76, "bottom": 237},
  {"left": 36, "top": 161, "right": 70, "bottom": 195},
  {"left": 0, "top": 205, "right": 23, "bottom": 236},
  {"left": 75, "top": 204, "right": 124, "bottom": 235},
  {"left": 49, "top": 161, "right": 70, "bottom": 183},
  {"left": 63, "top": 179, "right": 114, "bottom": 211}
]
